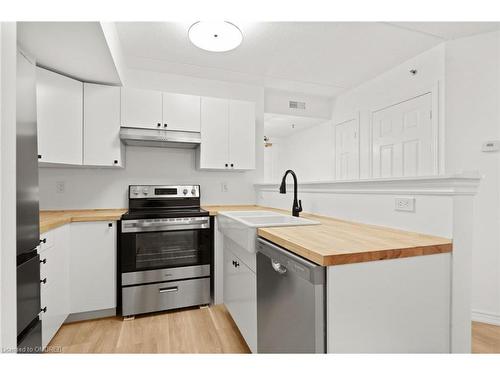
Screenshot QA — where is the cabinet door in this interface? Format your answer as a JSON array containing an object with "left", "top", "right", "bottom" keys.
[
  {"left": 228, "top": 100, "right": 255, "bottom": 170},
  {"left": 120, "top": 87, "right": 162, "bottom": 129},
  {"left": 36, "top": 67, "right": 83, "bottom": 165},
  {"left": 40, "top": 225, "right": 70, "bottom": 349},
  {"left": 83, "top": 83, "right": 123, "bottom": 167},
  {"left": 69, "top": 221, "right": 117, "bottom": 313},
  {"left": 162, "top": 92, "right": 201, "bottom": 132},
  {"left": 199, "top": 97, "right": 229, "bottom": 169},
  {"left": 223, "top": 249, "right": 257, "bottom": 352}
]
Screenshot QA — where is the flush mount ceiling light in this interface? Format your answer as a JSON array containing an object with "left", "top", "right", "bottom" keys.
[{"left": 188, "top": 21, "right": 242, "bottom": 52}]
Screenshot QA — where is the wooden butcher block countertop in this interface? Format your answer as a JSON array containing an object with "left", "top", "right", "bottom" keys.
[
  {"left": 40, "top": 205, "right": 452, "bottom": 266},
  {"left": 203, "top": 204, "right": 452, "bottom": 266},
  {"left": 39, "top": 209, "right": 127, "bottom": 233}
]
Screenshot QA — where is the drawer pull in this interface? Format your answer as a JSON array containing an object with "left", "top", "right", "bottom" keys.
[
  {"left": 159, "top": 286, "right": 178, "bottom": 293},
  {"left": 41, "top": 307, "right": 47, "bottom": 313},
  {"left": 40, "top": 278, "right": 47, "bottom": 284},
  {"left": 40, "top": 258, "right": 47, "bottom": 264}
]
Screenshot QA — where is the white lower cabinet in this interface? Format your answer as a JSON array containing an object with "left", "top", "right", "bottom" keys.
[
  {"left": 39, "top": 225, "right": 70, "bottom": 349},
  {"left": 69, "top": 221, "right": 117, "bottom": 313},
  {"left": 223, "top": 247, "right": 257, "bottom": 353}
]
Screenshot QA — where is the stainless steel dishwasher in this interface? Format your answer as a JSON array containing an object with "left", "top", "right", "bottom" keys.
[{"left": 256, "top": 237, "right": 326, "bottom": 353}]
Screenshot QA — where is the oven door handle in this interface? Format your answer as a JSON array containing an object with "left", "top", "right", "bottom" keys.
[{"left": 159, "top": 286, "right": 178, "bottom": 293}]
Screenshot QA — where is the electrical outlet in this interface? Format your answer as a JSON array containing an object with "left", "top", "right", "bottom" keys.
[
  {"left": 56, "top": 181, "right": 65, "bottom": 194},
  {"left": 395, "top": 197, "right": 415, "bottom": 212},
  {"left": 221, "top": 182, "right": 228, "bottom": 193}
]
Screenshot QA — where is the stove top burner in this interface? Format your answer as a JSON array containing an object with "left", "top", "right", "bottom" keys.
[{"left": 121, "top": 208, "right": 209, "bottom": 220}]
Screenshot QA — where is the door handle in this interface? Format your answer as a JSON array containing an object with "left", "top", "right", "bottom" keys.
[
  {"left": 159, "top": 286, "right": 178, "bottom": 293},
  {"left": 271, "top": 259, "right": 287, "bottom": 275}
]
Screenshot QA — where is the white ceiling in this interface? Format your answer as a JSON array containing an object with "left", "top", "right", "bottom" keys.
[
  {"left": 264, "top": 113, "right": 327, "bottom": 138},
  {"left": 17, "top": 22, "right": 121, "bottom": 85},
  {"left": 388, "top": 22, "right": 500, "bottom": 40},
  {"left": 115, "top": 21, "right": 500, "bottom": 97}
]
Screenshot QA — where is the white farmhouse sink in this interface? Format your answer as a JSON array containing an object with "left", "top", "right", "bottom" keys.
[{"left": 218, "top": 211, "right": 319, "bottom": 255}]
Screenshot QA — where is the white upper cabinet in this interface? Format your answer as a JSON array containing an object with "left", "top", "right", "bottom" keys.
[
  {"left": 162, "top": 92, "right": 201, "bottom": 132},
  {"left": 36, "top": 67, "right": 83, "bottom": 165},
  {"left": 83, "top": 83, "right": 123, "bottom": 167},
  {"left": 199, "top": 97, "right": 230, "bottom": 169},
  {"left": 229, "top": 100, "right": 256, "bottom": 170},
  {"left": 199, "top": 97, "right": 256, "bottom": 171},
  {"left": 120, "top": 87, "right": 163, "bottom": 129}
]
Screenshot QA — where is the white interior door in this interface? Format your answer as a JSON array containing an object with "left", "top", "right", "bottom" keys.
[
  {"left": 372, "top": 93, "right": 435, "bottom": 178},
  {"left": 335, "top": 118, "right": 359, "bottom": 180},
  {"left": 162, "top": 92, "right": 201, "bottom": 132}
]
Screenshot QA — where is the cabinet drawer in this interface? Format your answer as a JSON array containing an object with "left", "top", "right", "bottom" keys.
[
  {"left": 122, "top": 277, "right": 210, "bottom": 316},
  {"left": 39, "top": 231, "right": 55, "bottom": 252}
]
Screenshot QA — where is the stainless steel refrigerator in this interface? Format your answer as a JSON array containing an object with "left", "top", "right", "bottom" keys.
[{"left": 16, "top": 48, "right": 42, "bottom": 353}]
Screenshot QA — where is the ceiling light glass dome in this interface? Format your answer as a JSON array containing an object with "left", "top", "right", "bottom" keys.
[{"left": 188, "top": 21, "right": 243, "bottom": 52}]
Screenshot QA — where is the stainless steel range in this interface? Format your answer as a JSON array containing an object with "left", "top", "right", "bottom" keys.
[{"left": 118, "top": 185, "right": 212, "bottom": 317}]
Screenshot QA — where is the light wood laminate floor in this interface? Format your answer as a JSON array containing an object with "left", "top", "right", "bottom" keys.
[
  {"left": 47, "top": 305, "right": 250, "bottom": 353},
  {"left": 46, "top": 305, "right": 500, "bottom": 353}
]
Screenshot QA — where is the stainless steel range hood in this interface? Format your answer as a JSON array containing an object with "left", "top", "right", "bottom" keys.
[{"left": 120, "top": 127, "right": 201, "bottom": 149}]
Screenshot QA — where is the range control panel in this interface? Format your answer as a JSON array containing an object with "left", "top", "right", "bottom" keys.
[{"left": 129, "top": 185, "right": 200, "bottom": 199}]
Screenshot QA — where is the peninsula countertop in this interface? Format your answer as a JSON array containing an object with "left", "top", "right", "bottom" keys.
[{"left": 40, "top": 205, "right": 452, "bottom": 266}]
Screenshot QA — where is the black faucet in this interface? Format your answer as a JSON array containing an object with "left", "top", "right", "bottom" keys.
[{"left": 279, "top": 170, "right": 302, "bottom": 217}]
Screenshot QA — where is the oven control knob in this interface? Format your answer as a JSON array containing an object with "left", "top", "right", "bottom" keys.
[
  {"left": 191, "top": 188, "right": 196, "bottom": 195},
  {"left": 142, "top": 188, "right": 149, "bottom": 195},
  {"left": 183, "top": 189, "right": 188, "bottom": 195}
]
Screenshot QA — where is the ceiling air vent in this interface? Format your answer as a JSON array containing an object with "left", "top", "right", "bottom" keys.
[{"left": 289, "top": 100, "right": 306, "bottom": 110}]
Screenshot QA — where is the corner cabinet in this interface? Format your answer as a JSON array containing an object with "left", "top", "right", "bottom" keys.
[
  {"left": 198, "top": 97, "right": 256, "bottom": 171},
  {"left": 83, "top": 83, "right": 124, "bottom": 167},
  {"left": 36, "top": 67, "right": 83, "bottom": 165}
]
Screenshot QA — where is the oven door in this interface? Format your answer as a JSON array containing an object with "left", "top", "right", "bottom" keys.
[{"left": 120, "top": 216, "right": 211, "bottom": 273}]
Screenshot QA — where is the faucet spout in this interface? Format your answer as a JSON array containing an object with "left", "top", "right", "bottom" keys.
[{"left": 279, "top": 170, "right": 302, "bottom": 217}]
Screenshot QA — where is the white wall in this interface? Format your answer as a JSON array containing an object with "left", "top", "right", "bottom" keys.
[
  {"left": 332, "top": 44, "right": 445, "bottom": 178},
  {"left": 265, "top": 88, "right": 332, "bottom": 119},
  {"left": 39, "top": 68, "right": 265, "bottom": 209},
  {"left": 264, "top": 120, "right": 334, "bottom": 183},
  {"left": 0, "top": 22, "right": 17, "bottom": 352},
  {"left": 444, "top": 31, "right": 500, "bottom": 324}
]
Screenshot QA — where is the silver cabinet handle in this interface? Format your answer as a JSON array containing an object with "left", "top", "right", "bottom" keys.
[
  {"left": 271, "top": 259, "right": 287, "bottom": 275},
  {"left": 159, "top": 286, "right": 178, "bottom": 293}
]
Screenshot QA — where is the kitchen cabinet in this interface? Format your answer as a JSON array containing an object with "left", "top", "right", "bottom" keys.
[
  {"left": 69, "top": 221, "right": 117, "bottom": 314},
  {"left": 39, "top": 225, "right": 70, "bottom": 349},
  {"left": 223, "top": 247, "right": 257, "bottom": 352},
  {"left": 228, "top": 100, "right": 256, "bottom": 170},
  {"left": 36, "top": 67, "right": 83, "bottom": 165},
  {"left": 198, "top": 97, "right": 256, "bottom": 170},
  {"left": 120, "top": 87, "right": 163, "bottom": 129},
  {"left": 83, "top": 83, "right": 123, "bottom": 167},
  {"left": 199, "top": 97, "right": 230, "bottom": 169},
  {"left": 162, "top": 92, "right": 201, "bottom": 132}
]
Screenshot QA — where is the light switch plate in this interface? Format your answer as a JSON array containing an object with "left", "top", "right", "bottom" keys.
[
  {"left": 395, "top": 197, "right": 415, "bottom": 212},
  {"left": 482, "top": 140, "right": 500, "bottom": 152}
]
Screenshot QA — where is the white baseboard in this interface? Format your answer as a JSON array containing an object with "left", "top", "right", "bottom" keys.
[{"left": 472, "top": 310, "right": 500, "bottom": 326}]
